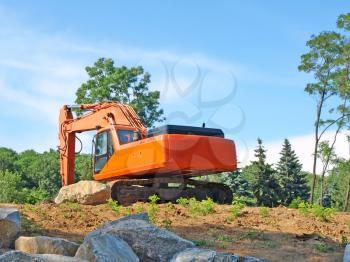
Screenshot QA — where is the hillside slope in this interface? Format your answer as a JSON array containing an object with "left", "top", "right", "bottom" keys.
[{"left": 1, "top": 203, "right": 347, "bottom": 262}]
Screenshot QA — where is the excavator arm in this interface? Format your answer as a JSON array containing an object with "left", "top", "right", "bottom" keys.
[{"left": 58, "top": 102, "right": 146, "bottom": 186}]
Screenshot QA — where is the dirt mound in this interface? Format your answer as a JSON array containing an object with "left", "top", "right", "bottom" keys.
[{"left": 1, "top": 203, "right": 347, "bottom": 262}]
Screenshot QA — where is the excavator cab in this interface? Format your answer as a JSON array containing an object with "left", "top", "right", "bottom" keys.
[{"left": 93, "top": 129, "right": 114, "bottom": 173}]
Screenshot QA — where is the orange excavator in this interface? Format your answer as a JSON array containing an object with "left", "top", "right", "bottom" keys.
[{"left": 59, "top": 102, "right": 237, "bottom": 205}]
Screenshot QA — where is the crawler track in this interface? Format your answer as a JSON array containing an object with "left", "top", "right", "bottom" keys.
[{"left": 108, "top": 176, "right": 233, "bottom": 205}]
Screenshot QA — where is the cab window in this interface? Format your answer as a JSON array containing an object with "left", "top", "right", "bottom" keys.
[
  {"left": 94, "top": 131, "right": 114, "bottom": 173},
  {"left": 117, "top": 130, "right": 140, "bottom": 145}
]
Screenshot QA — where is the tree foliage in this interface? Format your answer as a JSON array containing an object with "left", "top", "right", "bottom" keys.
[
  {"left": 221, "top": 169, "right": 253, "bottom": 199},
  {"left": 276, "top": 139, "right": 309, "bottom": 205},
  {"left": 75, "top": 58, "right": 165, "bottom": 127},
  {"left": 249, "top": 138, "right": 280, "bottom": 207},
  {"left": 0, "top": 148, "right": 92, "bottom": 204},
  {"left": 298, "top": 12, "right": 350, "bottom": 204}
]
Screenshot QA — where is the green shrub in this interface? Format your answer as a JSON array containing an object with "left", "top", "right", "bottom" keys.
[
  {"left": 148, "top": 194, "right": 160, "bottom": 204},
  {"left": 296, "top": 200, "right": 334, "bottom": 222},
  {"left": 297, "top": 201, "right": 312, "bottom": 216},
  {"left": 311, "top": 205, "right": 335, "bottom": 222},
  {"left": 289, "top": 197, "right": 304, "bottom": 209},
  {"left": 188, "top": 197, "right": 215, "bottom": 216},
  {"left": 147, "top": 194, "right": 160, "bottom": 223},
  {"left": 107, "top": 199, "right": 121, "bottom": 214},
  {"left": 260, "top": 207, "right": 270, "bottom": 218},
  {"left": 176, "top": 197, "right": 189, "bottom": 206},
  {"left": 227, "top": 200, "right": 245, "bottom": 222}
]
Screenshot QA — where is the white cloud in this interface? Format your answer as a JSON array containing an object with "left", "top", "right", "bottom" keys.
[{"left": 238, "top": 131, "right": 350, "bottom": 174}]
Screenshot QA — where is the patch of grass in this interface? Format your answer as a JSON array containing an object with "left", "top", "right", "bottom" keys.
[
  {"left": 314, "top": 243, "right": 335, "bottom": 253},
  {"left": 193, "top": 239, "right": 213, "bottom": 247},
  {"left": 134, "top": 204, "right": 145, "bottom": 214},
  {"left": 258, "top": 240, "right": 279, "bottom": 249},
  {"left": 23, "top": 204, "right": 40, "bottom": 213},
  {"left": 217, "top": 242, "right": 225, "bottom": 249},
  {"left": 59, "top": 202, "right": 82, "bottom": 211},
  {"left": 227, "top": 200, "right": 245, "bottom": 222},
  {"left": 235, "top": 230, "right": 264, "bottom": 241},
  {"left": 21, "top": 216, "right": 44, "bottom": 235},
  {"left": 165, "top": 202, "right": 176, "bottom": 212},
  {"left": 123, "top": 207, "right": 133, "bottom": 215},
  {"left": 107, "top": 199, "right": 121, "bottom": 214},
  {"left": 161, "top": 218, "right": 172, "bottom": 229},
  {"left": 176, "top": 197, "right": 189, "bottom": 206},
  {"left": 188, "top": 197, "right": 215, "bottom": 217},
  {"left": 311, "top": 205, "right": 335, "bottom": 222},
  {"left": 259, "top": 207, "right": 270, "bottom": 218},
  {"left": 216, "top": 234, "right": 234, "bottom": 242}
]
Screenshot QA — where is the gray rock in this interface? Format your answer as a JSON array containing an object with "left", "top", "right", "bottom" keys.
[
  {"left": 55, "top": 180, "right": 111, "bottom": 205},
  {"left": 15, "top": 236, "right": 79, "bottom": 256},
  {"left": 344, "top": 244, "right": 350, "bottom": 262},
  {"left": 88, "top": 213, "right": 194, "bottom": 262},
  {"left": 170, "top": 248, "right": 268, "bottom": 262},
  {"left": 36, "top": 254, "right": 88, "bottom": 262},
  {"left": 0, "top": 251, "right": 88, "bottom": 262},
  {"left": 75, "top": 231, "right": 139, "bottom": 262},
  {"left": 0, "top": 208, "right": 21, "bottom": 248}
]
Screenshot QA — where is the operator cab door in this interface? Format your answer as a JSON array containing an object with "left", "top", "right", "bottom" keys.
[{"left": 93, "top": 130, "right": 114, "bottom": 174}]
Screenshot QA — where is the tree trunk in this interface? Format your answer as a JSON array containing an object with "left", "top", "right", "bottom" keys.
[
  {"left": 344, "top": 139, "right": 350, "bottom": 211},
  {"left": 310, "top": 94, "right": 325, "bottom": 204}
]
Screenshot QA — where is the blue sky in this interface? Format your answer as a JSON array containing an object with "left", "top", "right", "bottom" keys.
[{"left": 0, "top": 1, "right": 349, "bottom": 171}]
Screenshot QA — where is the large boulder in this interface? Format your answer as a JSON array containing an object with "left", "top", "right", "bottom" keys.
[
  {"left": 0, "top": 251, "right": 88, "bottom": 262},
  {"left": 75, "top": 231, "right": 139, "bottom": 262},
  {"left": 0, "top": 208, "right": 21, "bottom": 248},
  {"left": 170, "top": 248, "right": 268, "bottom": 262},
  {"left": 15, "top": 236, "right": 79, "bottom": 256},
  {"left": 54, "top": 180, "right": 111, "bottom": 205},
  {"left": 88, "top": 213, "right": 194, "bottom": 262}
]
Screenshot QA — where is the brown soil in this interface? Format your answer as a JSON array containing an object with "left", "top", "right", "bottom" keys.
[{"left": 1, "top": 203, "right": 348, "bottom": 262}]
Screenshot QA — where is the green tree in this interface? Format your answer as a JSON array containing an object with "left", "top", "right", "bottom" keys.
[
  {"left": 250, "top": 138, "right": 280, "bottom": 207},
  {"left": 221, "top": 169, "right": 253, "bottom": 199},
  {"left": 276, "top": 139, "right": 309, "bottom": 205},
  {"left": 317, "top": 140, "right": 338, "bottom": 205},
  {"left": 75, "top": 58, "right": 165, "bottom": 127},
  {"left": 0, "top": 170, "right": 23, "bottom": 203},
  {"left": 0, "top": 147, "right": 18, "bottom": 172},
  {"left": 75, "top": 153, "right": 93, "bottom": 181},
  {"left": 299, "top": 13, "right": 350, "bottom": 204}
]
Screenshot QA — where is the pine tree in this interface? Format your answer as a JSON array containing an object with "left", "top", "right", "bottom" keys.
[
  {"left": 276, "top": 139, "right": 309, "bottom": 205},
  {"left": 221, "top": 168, "right": 253, "bottom": 199},
  {"left": 251, "top": 138, "right": 280, "bottom": 207}
]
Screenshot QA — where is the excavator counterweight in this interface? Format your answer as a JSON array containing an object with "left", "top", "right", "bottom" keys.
[{"left": 59, "top": 102, "right": 237, "bottom": 205}]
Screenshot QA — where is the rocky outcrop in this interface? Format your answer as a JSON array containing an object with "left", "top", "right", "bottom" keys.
[
  {"left": 0, "top": 251, "right": 88, "bottom": 262},
  {"left": 88, "top": 213, "right": 194, "bottom": 262},
  {"left": 170, "top": 248, "right": 268, "bottom": 262},
  {"left": 15, "top": 236, "right": 79, "bottom": 256},
  {"left": 54, "top": 180, "right": 111, "bottom": 205},
  {"left": 75, "top": 231, "right": 139, "bottom": 262},
  {"left": 0, "top": 208, "right": 21, "bottom": 248}
]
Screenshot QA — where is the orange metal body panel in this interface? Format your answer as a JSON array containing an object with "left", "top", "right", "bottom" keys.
[
  {"left": 59, "top": 102, "right": 236, "bottom": 186},
  {"left": 94, "top": 134, "right": 236, "bottom": 180}
]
